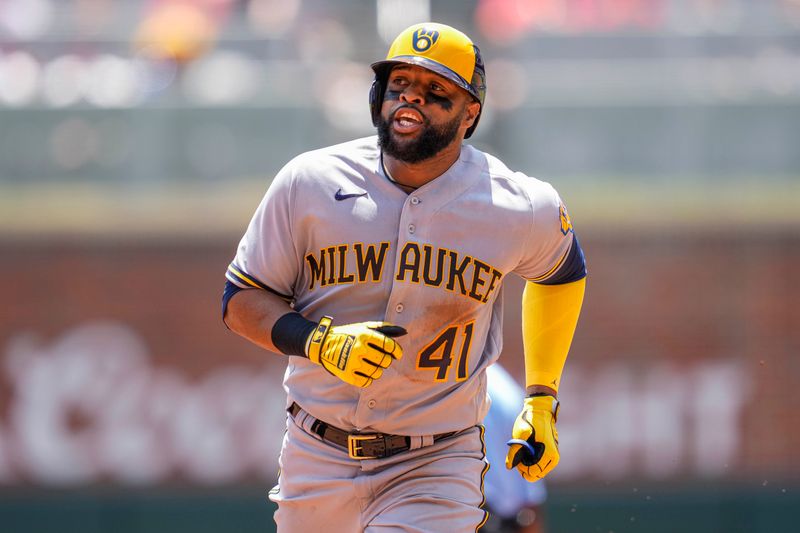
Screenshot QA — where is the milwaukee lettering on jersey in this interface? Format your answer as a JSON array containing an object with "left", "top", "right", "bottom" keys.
[
  {"left": 305, "top": 242, "right": 390, "bottom": 290},
  {"left": 395, "top": 242, "right": 503, "bottom": 303},
  {"left": 305, "top": 241, "right": 503, "bottom": 304}
]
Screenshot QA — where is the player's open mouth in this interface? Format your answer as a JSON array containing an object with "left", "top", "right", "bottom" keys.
[{"left": 392, "top": 108, "right": 424, "bottom": 134}]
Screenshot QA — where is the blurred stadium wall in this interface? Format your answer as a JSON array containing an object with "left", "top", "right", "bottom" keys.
[{"left": 1, "top": 1, "right": 798, "bottom": 532}]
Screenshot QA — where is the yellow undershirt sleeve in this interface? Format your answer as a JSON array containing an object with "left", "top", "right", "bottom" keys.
[{"left": 522, "top": 277, "right": 586, "bottom": 393}]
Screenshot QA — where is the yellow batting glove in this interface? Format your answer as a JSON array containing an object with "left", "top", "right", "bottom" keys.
[
  {"left": 505, "top": 395, "right": 560, "bottom": 481},
  {"left": 306, "top": 316, "right": 406, "bottom": 388}
]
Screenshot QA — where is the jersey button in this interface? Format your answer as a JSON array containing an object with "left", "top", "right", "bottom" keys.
[
  {"left": 410, "top": 197, "right": 420, "bottom": 205},
  {"left": 367, "top": 399, "right": 377, "bottom": 409},
  {"left": 395, "top": 303, "right": 404, "bottom": 313},
  {"left": 408, "top": 224, "right": 415, "bottom": 234}
]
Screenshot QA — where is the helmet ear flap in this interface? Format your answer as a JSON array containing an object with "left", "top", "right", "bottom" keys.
[{"left": 369, "top": 78, "right": 383, "bottom": 127}]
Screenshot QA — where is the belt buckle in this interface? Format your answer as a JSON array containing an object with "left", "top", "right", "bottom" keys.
[{"left": 348, "top": 434, "right": 381, "bottom": 459}]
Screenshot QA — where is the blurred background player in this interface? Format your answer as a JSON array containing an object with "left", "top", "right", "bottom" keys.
[{"left": 484, "top": 363, "right": 548, "bottom": 533}]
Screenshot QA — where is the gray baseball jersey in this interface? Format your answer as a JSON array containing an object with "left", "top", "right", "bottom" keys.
[{"left": 226, "top": 135, "right": 577, "bottom": 437}]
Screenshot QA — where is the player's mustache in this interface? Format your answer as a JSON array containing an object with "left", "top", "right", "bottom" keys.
[{"left": 391, "top": 104, "right": 428, "bottom": 124}]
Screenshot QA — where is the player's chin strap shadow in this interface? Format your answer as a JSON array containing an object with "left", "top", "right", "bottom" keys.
[{"left": 506, "top": 439, "right": 545, "bottom": 467}]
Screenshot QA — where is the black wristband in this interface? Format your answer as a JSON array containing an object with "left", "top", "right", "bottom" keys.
[{"left": 271, "top": 312, "right": 317, "bottom": 357}]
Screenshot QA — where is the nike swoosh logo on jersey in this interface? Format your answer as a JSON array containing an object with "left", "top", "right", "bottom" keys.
[{"left": 335, "top": 188, "right": 367, "bottom": 201}]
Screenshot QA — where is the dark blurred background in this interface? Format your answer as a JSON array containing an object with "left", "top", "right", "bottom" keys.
[{"left": 0, "top": 1, "right": 798, "bottom": 532}]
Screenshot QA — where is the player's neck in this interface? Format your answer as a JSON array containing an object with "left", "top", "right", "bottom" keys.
[{"left": 382, "top": 143, "right": 462, "bottom": 191}]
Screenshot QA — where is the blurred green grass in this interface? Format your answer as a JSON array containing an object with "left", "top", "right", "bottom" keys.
[
  {"left": 562, "top": 177, "right": 800, "bottom": 232},
  {"left": 1, "top": 178, "right": 798, "bottom": 239},
  {"left": 1, "top": 482, "right": 796, "bottom": 533}
]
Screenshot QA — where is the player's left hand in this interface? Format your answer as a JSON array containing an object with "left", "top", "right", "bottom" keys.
[{"left": 505, "top": 395, "right": 560, "bottom": 481}]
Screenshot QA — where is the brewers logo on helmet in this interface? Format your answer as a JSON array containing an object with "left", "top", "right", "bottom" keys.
[{"left": 370, "top": 22, "right": 487, "bottom": 138}]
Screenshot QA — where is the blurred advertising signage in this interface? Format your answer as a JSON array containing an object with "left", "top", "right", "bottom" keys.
[
  {"left": 0, "top": 322, "right": 286, "bottom": 486},
  {"left": 0, "top": 321, "right": 751, "bottom": 486}
]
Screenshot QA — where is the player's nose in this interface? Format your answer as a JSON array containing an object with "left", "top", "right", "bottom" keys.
[{"left": 399, "top": 82, "right": 425, "bottom": 105}]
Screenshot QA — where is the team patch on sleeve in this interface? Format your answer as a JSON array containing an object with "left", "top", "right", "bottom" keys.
[
  {"left": 559, "top": 202, "right": 574, "bottom": 236},
  {"left": 225, "top": 263, "right": 293, "bottom": 301}
]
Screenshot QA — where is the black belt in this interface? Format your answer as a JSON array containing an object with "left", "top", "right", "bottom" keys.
[{"left": 289, "top": 402, "right": 456, "bottom": 460}]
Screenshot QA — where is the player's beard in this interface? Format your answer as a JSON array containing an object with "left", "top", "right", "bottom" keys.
[{"left": 377, "top": 107, "right": 463, "bottom": 164}]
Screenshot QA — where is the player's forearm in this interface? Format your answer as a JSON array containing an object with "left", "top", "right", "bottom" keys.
[
  {"left": 224, "top": 288, "right": 299, "bottom": 354},
  {"left": 522, "top": 277, "right": 586, "bottom": 396}
]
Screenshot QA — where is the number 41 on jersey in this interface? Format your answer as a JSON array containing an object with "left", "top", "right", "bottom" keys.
[{"left": 416, "top": 321, "right": 475, "bottom": 382}]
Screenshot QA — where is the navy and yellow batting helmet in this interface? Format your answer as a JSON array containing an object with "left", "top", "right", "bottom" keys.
[{"left": 369, "top": 22, "right": 487, "bottom": 138}]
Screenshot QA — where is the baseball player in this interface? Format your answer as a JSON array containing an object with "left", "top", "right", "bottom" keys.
[{"left": 222, "top": 22, "right": 586, "bottom": 532}]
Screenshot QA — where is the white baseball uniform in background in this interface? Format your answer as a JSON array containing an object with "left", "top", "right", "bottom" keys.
[{"left": 484, "top": 363, "right": 548, "bottom": 530}]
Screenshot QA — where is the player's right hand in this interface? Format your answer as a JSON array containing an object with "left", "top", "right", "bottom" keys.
[{"left": 305, "top": 316, "right": 406, "bottom": 387}]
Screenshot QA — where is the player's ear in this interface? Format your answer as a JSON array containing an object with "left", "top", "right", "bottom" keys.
[{"left": 463, "top": 101, "right": 481, "bottom": 129}]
